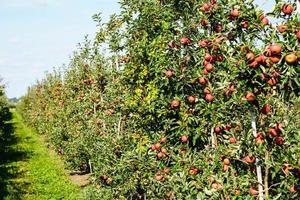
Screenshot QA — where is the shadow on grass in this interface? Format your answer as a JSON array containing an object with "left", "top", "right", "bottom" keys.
[{"left": 0, "top": 112, "right": 31, "bottom": 200}]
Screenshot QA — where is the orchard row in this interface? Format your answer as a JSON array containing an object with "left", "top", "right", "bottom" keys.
[{"left": 18, "top": 0, "right": 299, "bottom": 199}]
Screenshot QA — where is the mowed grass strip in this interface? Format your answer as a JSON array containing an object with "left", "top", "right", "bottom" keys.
[{"left": 0, "top": 110, "right": 80, "bottom": 200}]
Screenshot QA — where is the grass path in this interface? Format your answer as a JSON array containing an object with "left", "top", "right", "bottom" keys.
[{"left": 0, "top": 110, "right": 80, "bottom": 200}]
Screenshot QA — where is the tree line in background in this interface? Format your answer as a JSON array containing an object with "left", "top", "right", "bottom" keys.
[
  {"left": 18, "top": 0, "right": 299, "bottom": 199},
  {"left": 0, "top": 81, "right": 10, "bottom": 134}
]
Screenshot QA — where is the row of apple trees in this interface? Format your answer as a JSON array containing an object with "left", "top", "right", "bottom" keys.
[{"left": 18, "top": 0, "right": 299, "bottom": 199}]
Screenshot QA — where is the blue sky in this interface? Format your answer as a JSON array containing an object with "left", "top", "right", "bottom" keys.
[
  {"left": 0, "top": 0, "right": 274, "bottom": 98},
  {"left": 0, "top": 0, "right": 120, "bottom": 98}
]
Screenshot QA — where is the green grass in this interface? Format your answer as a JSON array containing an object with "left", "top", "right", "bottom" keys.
[{"left": 0, "top": 110, "right": 80, "bottom": 200}]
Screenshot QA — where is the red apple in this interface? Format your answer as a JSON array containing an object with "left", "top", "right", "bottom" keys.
[
  {"left": 256, "top": 133, "right": 265, "bottom": 145},
  {"left": 205, "top": 63, "right": 214, "bottom": 72},
  {"left": 296, "top": 30, "right": 300, "bottom": 39},
  {"left": 171, "top": 100, "right": 181, "bottom": 109},
  {"left": 269, "top": 44, "right": 282, "bottom": 55},
  {"left": 282, "top": 4, "right": 294, "bottom": 15},
  {"left": 203, "top": 60, "right": 209, "bottom": 66},
  {"left": 260, "top": 72, "right": 267, "bottom": 80},
  {"left": 246, "top": 52, "right": 255, "bottom": 62},
  {"left": 267, "top": 78, "right": 277, "bottom": 86},
  {"left": 231, "top": 9, "right": 240, "bottom": 18},
  {"left": 155, "top": 142, "right": 161, "bottom": 150},
  {"left": 161, "top": 148, "right": 167, "bottom": 154},
  {"left": 157, "top": 152, "right": 164, "bottom": 159},
  {"left": 269, "top": 55, "right": 281, "bottom": 63},
  {"left": 189, "top": 167, "right": 199, "bottom": 175},
  {"left": 203, "top": 69, "right": 209, "bottom": 75},
  {"left": 275, "top": 136, "right": 284, "bottom": 145},
  {"left": 216, "top": 54, "right": 224, "bottom": 62},
  {"left": 249, "top": 60, "right": 259, "bottom": 68},
  {"left": 229, "top": 137, "right": 237, "bottom": 144},
  {"left": 200, "top": 18, "right": 209, "bottom": 26},
  {"left": 163, "top": 167, "right": 170, "bottom": 174},
  {"left": 289, "top": 185, "right": 298, "bottom": 193},
  {"left": 285, "top": 53, "right": 297, "bottom": 65},
  {"left": 151, "top": 145, "right": 156, "bottom": 151},
  {"left": 155, "top": 174, "right": 164, "bottom": 181},
  {"left": 278, "top": 25, "right": 287, "bottom": 33},
  {"left": 223, "top": 158, "right": 230, "bottom": 165},
  {"left": 204, "top": 88, "right": 211, "bottom": 94},
  {"left": 180, "top": 37, "right": 192, "bottom": 45},
  {"left": 165, "top": 70, "right": 174, "bottom": 78},
  {"left": 204, "top": 53, "right": 213, "bottom": 62},
  {"left": 261, "top": 17, "right": 269, "bottom": 25},
  {"left": 229, "top": 84, "right": 235, "bottom": 93},
  {"left": 201, "top": 3, "right": 211, "bottom": 12},
  {"left": 249, "top": 187, "right": 259, "bottom": 196},
  {"left": 160, "top": 137, "right": 167, "bottom": 143},
  {"left": 255, "top": 54, "right": 266, "bottom": 64},
  {"left": 212, "top": 182, "right": 223, "bottom": 190},
  {"left": 246, "top": 92, "right": 255, "bottom": 102},
  {"left": 268, "top": 128, "right": 278, "bottom": 137},
  {"left": 211, "top": 0, "right": 217, "bottom": 5},
  {"left": 214, "top": 126, "right": 222, "bottom": 134},
  {"left": 199, "top": 39, "right": 208, "bottom": 48},
  {"left": 181, "top": 135, "right": 189, "bottom": 143},
  {"left": 187, "top": 96, "right": 196, "bottom": 104},
  {"left": 241, "top": 20, "right": 249, "bottom": 29},
  {"left": 199, "top": 77, "right": 207, "bottom": 85},
  {"left": 275, "top": 123, "right": 283, "bottom": 133},
  {"left": 224, "top": 124, "right": 232, "bottom": 131},
  {"left": 260, "top": 104, "right": 271, "bottom": 114},
  {"left": 214, "top": 24, "right": 222, "bottom": 33},
  {"left": 205, "top": 93, "right": 214, "bottom": 102},
  {"left": 244, "top": 155, "right": 256, "bottom": 164},
  {"left": 213, "top": 36, "right": 225, "bottom": 44},
  {"left": 223, "top": 165, "right": 229, "bottom": 172}
]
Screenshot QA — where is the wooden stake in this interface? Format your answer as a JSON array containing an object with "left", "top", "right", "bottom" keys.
[
  {"left": 117, "top": 115, "right": 122, "bottom": 137},
  {"left": 264, "top": 151, "right": 269, "bottom": 198},
  {"left": 250, "top": 110, "right": 264, "bottom": 200},
  {"left": 88, "top": 159, "right": 93, "bottom": 173},
  {"left": 211, "top": 127, "right": 217, "bottom": 149}
]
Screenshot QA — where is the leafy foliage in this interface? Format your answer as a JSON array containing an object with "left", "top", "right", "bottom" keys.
[{"left": 19, "top": 0, "right": 299, "bottom": 199}]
